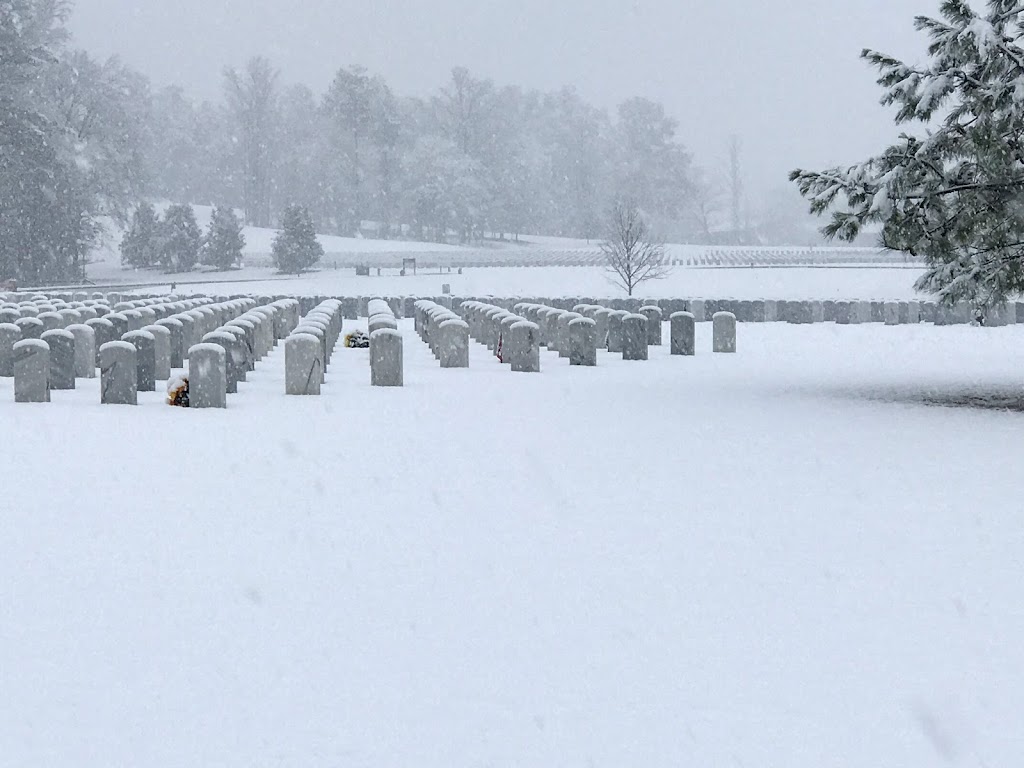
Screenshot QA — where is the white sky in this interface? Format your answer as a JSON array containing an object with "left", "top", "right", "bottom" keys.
[{"left": 68, "top": 0, "right": 939, "bottom": 195}]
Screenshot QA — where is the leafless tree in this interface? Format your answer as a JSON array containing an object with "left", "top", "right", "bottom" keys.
[
  {"left": 601, "top": 200, "right": 668, "bottom": 296},
  {"left": 688, "top": 167, "right": 723, "bottom": 242}
]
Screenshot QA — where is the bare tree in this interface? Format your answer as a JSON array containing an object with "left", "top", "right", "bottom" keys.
[{"left": 601, "top": 200, "right": 668, "bottom": 296}]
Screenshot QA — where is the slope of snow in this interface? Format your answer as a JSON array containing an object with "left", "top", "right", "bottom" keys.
[
  {"left": 2, "top": 319, "right": 1023, "bottom": 767},
  {"left": 170, "top": 265, "right": 927, "bottom": 302}
]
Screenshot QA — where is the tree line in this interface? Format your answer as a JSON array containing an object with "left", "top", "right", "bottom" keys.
[
  {"left": 1, "top": 0, "right": 715, "bottom": 284},
  {"left": 154, "top": 58, "right": 695, "bottom": 246}
]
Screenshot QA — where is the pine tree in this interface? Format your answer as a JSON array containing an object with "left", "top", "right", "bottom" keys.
[
  {"left": 159, "top": 205, "right": 202, "bottom": 273},
  {"left": 203, "top": 205, "right": 245, "bottom": 270},
  {"left": 272, "top": 205, "right": 323, "bottom": 274},
  {"left": 791, "top": 0, "right": 1024, "bottom": 306},
  {"left": 120, "top": 202, "right": 160, "bottom": 268}
]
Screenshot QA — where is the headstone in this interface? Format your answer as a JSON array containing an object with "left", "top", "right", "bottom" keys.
[
  {"left": 639, "top": 306, "right": 663, "bottom": 345},
  {"left": 621, "top": 314, "right": 649, "bottom": 361},
  {"left": 188, "top": 343, "right": 228, "bottom": 408},
  {"left": 99, "top": 341, "right": 138, "bottom": 405},
  {"left": 834, "top": 301, "right": 853, "bottom": 325},
  {"left": 690, "top": 299, "right": 706, "bottom": 322},
  {"left": 85, "top": 318, "right": 115, "bottom": 365},
  {"left": 607, "top": 310, "right": 626, "bottom": 354},
  {"left": 157, "top": 318, "right": 185, "bottom": 368},
  {"left": 670, "top": 312, "right": 696, "bottom": 356},
  {"left": 569, "top": 317, "right": 598, "bottom": 366},
  {"left": 285, "top": 333, "right": 323, "bottom": 395},
  {"left": 13, "top": 339, "right": 50, "bottom": 402},
  {"left": 38, "top": 312, "right": 64, "bottom": 332},
  {"left": 107, "top": 313, "right": 129, "bottom": 339},
  {"left": 713, "top": 312, "right": 737, "bottom": 353},
  {"left": 67, "top": 324, "right": 97, "bottom": 378},
  {"left": 557, "top": 312, "right": 581, "bottom": 359},
  {"left": 41, "top": 329, "right": 75, "bottom": 389},
  {"left": 907, "top": 301, "right": 921, "bottom": 324},
  {"left": 0, "top": 323, "right": 20, "bottom": 376},
  {"left": 203, "top": 331, "right": 245, "bottom": 393},
  {"left": 144, "top": 324, "right": 172, "bottom": 381},
  {"left": 593, "top": 308, "right": 613, "bottom": 349},
  {"left": 437, "top": 319, "right": 469, "bottom": 368},
  {"left": 122, "top": 330, "right": 157, "bottom": 392},
  {"left": 883, "top": 302, "right": 900, "bottom": 326},
  {"left": 15, "top": 316, "right": 43, "bottom": 340},
  {"left": 509, "top": 320, "right": 540, "bottom": 373},
  {"left": 370, "top": 328, "right": 403, "bottom": 387}
]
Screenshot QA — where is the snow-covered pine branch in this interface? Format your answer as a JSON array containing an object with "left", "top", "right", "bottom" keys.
[{"left": 792, "top": 0, "right": 1024, "bottom": 306}]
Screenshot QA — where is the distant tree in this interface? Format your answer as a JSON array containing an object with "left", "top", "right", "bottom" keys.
[
  {"left": 203, "top": 205, "right": 245, "bottom": 269},
  {"left": 272, "top": 205, "right": 323, "bottom": 274},
  {"left": 224, "top": 57, "right": 278, "bottom": 227},
  {"left": 120, "top": 202, "right": 160, "bottom": 268},
  {"left": 614, "top": 97, "right": 692, "bottom": 223},
  {"left": 159, "top": 204, "right": 202, "bottom": 272},
  {"left": 791, "top": 0, "right": 1024, "bottom": 306},
  {"left": 688, "top": 168, "right": 724, "bottom": 242},
  {"left": 601, "top": 200, "right": 668, "bottom": 295}
]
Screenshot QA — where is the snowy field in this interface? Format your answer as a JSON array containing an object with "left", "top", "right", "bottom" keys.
[
  {"left": 142, "top": 265, "right": 926, "bottom": 302},
  {"left": 3, "top": 317, "right": 1024, "bottom": 767}
]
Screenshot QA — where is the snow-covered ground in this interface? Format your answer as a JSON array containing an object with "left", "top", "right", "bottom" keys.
[
  {"left": 166, "top": 265, "right": 926, "bottom": 302},
  {"left": 3, "top": 318, "right": 1023, "bottom": 767}
]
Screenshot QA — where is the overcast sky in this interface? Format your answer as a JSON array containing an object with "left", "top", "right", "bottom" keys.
[{"left": 68, "top": 0, "right": 938, "bottom": 197}]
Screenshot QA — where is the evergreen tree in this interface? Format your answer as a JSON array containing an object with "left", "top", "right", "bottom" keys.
[
  {"left": 120, "top": 202, "right": 160, "bottom": 267},
  {"left": 272, "top": 205, "right": 323, "bottom": 274},
  {"left": 159, "top": 204, "right": 202, "bottom": 273},
  {"left": 203, "top": 205, "right": 245, "bottom": 269},
  {"left": 791, "top": 0, "right": 1024, "bottom": 306}
]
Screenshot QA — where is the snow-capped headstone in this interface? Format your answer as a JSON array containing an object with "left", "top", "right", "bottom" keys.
[
  {"left": 437, "top": 319, "right": 470, "bottom": 368},
  {"left": 41, "top": 329, "right": 75, "bottom": 390},
  {"left": 188, "top": 343, "right": 227, "bottom": 408},
  {"left": 67, "top": 324, "right": 96, "bottom": 379},
  {"left": 510, "top": 320, "right": 540, "bottom": 373},
  {"left": 370, "top": 328, "right": 403, "bottom": 387},
  {"left": 203, "top": 331, "right": 244, "bottom": 393},
  {"left": 144, "top": 325, "right": 172, "bottom": 381},
  {"left": 713, "top": 312, "right": 737, "bottom": 353},
  {"left": 670, "top": 312, "right": 696, "bottom": 356},
  {"left": 15, "top": 316, "right": 43, "bottom": 340},
  {"left": 557, "top": 312, "right": 582, "bottom": 359},
  {"left": 285, "top": 333, "right": 323, "bottom": 395},
  {"left": 883, "top": 302, "right": 900, "bottom": 326},
  {"left": 639, "top": 306, "right": 663, "bottom": 345},
  {"left": 38, "top": 312, "right": 63, "bottom": 333},
  {"left": 13, "top": 339, "right": 50, "bottom": 402},
  {"left": 99, "top": 341, "right": 137, "bottom": 405},
  {"left": 0, "top": 323, "right": 20, "bottom": 376},
  {"left": 621, "top": 314, "right": 649, "bottom": 361},
  {"left": 122, "top": 330, "right": 157, "bottom": 392},
  {"left": 85, "top": 318, "right": 115, "bottom": 364},
  {"left": 569, "top": 317, "right": 598, "bottom": 366},
  {"left": 156, "top": 318, "right": 185, "bottom": 368}
]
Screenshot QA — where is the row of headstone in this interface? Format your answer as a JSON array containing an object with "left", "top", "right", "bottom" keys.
[
  {"left": 460, "top": 301, "right": 542, "bottom": 372},
  {"left": 413, "top": 300, "right": 470, "bottom": 368},
  {"left": 286, "top": 299, "right": 342, "bottom": 395},
  {"left": 444, "top": 294, "right": 1024, "bottom": 327},
  {"left": 3, "top": 293, "right": 300, "bottom": 406},
  {"left": 367, "top": 299, "right": 403, "bottom": 386}
]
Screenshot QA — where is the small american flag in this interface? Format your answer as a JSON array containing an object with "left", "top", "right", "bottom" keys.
[{"left": 496, "top": 334, "right": 503, "bottom": 362}]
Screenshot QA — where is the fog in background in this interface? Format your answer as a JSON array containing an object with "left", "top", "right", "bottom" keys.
[{"left": 70, "top": 0, "right": 934, "bottom": 195}]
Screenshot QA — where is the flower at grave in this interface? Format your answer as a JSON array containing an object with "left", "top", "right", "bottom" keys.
[{"left": 167, "top": 374, "right": 190, "bottom": 407}]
